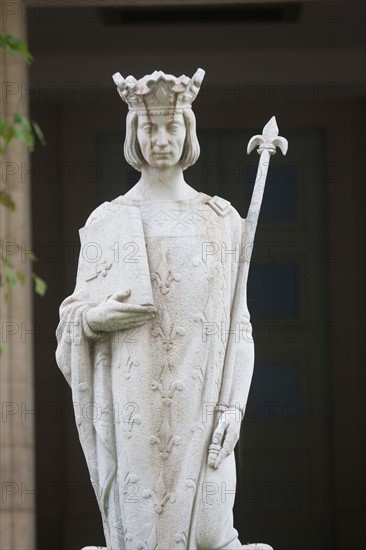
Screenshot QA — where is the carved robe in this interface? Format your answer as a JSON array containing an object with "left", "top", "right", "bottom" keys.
[{"left": 56, "top": 192, "right": 255, "bottom": 550}]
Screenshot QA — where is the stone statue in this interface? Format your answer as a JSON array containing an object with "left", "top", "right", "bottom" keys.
[{"left": 56, "top": 68, "right": 287, "bottom": 550}]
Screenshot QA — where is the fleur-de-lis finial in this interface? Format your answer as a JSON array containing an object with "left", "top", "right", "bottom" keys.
[{"left": 247, "top": 116, "right": 288, "bottom": 156}]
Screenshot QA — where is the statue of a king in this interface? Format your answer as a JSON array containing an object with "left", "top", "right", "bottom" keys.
[{"left": 56, "top": 68, "right": 274, "bottom": 550}]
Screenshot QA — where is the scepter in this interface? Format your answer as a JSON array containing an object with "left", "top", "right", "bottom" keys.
[
  {"left": 244, "top": 116, "right": 288, "bottom": 267},
  {"left": 217, "top": 118, "right": 288, "bottom": 472}
]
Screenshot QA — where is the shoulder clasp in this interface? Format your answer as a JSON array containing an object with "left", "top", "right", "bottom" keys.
[{"left": 207, "top": 195, "right": 232, "bottom": 217}]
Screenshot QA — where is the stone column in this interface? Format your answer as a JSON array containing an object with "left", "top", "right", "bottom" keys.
[{"left": 0, "top": 1, "right": 36, "bottom": 549}]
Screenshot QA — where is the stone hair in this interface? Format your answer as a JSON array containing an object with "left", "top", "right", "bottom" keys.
[{"left": 123, "top": 109, "right": 200, "bottom": 172}]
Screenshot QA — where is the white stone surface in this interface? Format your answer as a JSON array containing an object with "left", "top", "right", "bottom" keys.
[{"left": 56, "top": 69, "right": 278, "bottom": 550}]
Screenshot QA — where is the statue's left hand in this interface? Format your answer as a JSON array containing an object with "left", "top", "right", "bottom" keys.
[{"left": 207, "top": 410, "right": 241, "bottom": 469}]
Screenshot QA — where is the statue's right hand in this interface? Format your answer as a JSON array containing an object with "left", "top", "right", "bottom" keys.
[{"left": 85, "top": 289, "right": 156, "bottom": 332}]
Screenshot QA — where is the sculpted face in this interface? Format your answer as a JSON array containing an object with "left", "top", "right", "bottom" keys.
[{"left": 136, "top": 113, "right": 186, "bottom": 169}]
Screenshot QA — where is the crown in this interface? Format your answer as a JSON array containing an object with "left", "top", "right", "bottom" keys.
[{"left": 112, "top": 68, "right": 205, "bottom": 114}]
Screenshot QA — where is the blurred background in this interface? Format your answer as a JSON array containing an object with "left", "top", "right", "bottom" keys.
[{"left": 1, "top": 1, "right": 365, "bottom": 549}]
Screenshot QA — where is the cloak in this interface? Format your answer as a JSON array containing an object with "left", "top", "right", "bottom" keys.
[{"left": 56, "top": 192, "right": 254, "bottom": 550}]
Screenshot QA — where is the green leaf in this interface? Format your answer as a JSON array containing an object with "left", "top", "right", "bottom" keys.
[
  {"left": 15, "top": 270, "right": 26, "bottom": 285},
  {"left": 0, "top": 115, "right": 45, "bottom": 156},
  {"left": 15, "top": 127, "right": 34, "bottom": 150},
  {"left": 0, "top": 120, "right": 16, "bottom": 144},
  {"left": 5, "top": 265, "right": 17, "bottom": 289},
  {"left": 31, "top": 273, "right": 47, "bottom": 296},
  {"left": 14, "top": 112, "right": 30, "bottom": 127},
  {"left": 0, "top": 32, "right": 33, "bottom": 63},
  {"left": 31, "top": 120, "right": 46, "bottom": 146},
  {"left": 13, "top": 113, "right": 34, "bottom": 150},
  {"left": 0, "top": 191, "right": 15, "bottom": 211}
]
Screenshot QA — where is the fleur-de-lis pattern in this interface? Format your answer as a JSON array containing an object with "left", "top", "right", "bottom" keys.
[
  {"left": 151, "top": 379, "right": 184, "bottom": 406},
  {"left": 151, "top": 247, "right": 182, "bottom": 295},
  {"left": 125, "top": 348, "right": 141, "bottom": 379},
  {"left": 150, "top": 305, "right": 185, "bottom": 352},
  {"left": 136, "top": 524, "right": 157, "bottom": 550},
  {"left": 150, "top": 417, "right": 181, "bottom": 460},
  {"left": 143, "top": 471, "right": 176, "bottom": 514},
  {"left": 124, "top": 409, "right": 141, "bottom": 439}
]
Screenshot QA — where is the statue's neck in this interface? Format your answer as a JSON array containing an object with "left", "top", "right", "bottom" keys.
[{"left": 130, "top": 166, "right": 197, "bottom": 202}]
